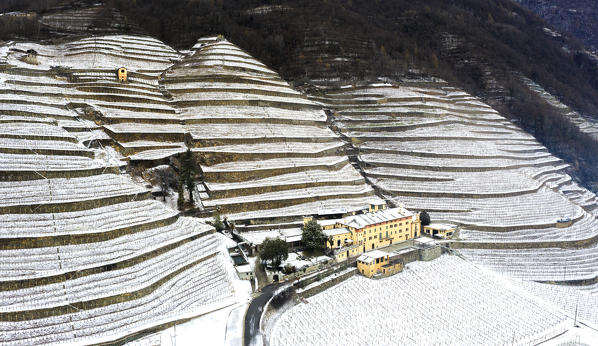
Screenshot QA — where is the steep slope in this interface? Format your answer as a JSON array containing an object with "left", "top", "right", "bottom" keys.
[
  {"left": 0, "top": 36, "right": 240, "bottom": 345},
  {"left": 515, "top": 0, "right": 598, "bottom": 51},
  {"left": 107, "top": 0, "right": 598, "bottom": 191},
  {"left": 313, "top": 80, "right": 598, "bottom": 286},
  {"left": 3, "top": 34, "right": 185, "bottom": 163},
  {"left": 162, "top": 38, "right": 383, "bottom": 222}
]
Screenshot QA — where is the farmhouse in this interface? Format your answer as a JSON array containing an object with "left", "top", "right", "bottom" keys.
[{"left": 319, "top": 203, "right": 422, "bottom": 261}]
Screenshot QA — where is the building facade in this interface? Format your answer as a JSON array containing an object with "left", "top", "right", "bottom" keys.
[
  {"left": 357, "top": 250, "right": 403, "bottom": 278},
  {"left": 423, "top": 223, "right": 456, "bottom": 239},
  {"left": 320, "top": 204, "right": 421, "bottom": 262}
]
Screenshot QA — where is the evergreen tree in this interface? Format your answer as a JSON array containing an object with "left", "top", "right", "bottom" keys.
[
  {"left": 177, "top": 180, "right": 184, "bottom": 211},
  {"left": 301, "top": 219, "right": 327, "bottom": 252},
  {"left": 179, "top": 149, "right": 195, "bottom": 205},
  {"left": 260, "top": 237, "right": 288, "bottom": 269},
  {"left": 420, "top": 211, "right": 431, "bottom": 226}
]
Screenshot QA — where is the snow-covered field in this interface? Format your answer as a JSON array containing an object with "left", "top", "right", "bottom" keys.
[{"left": 269, "top": 255, "right": 568, "bottom": 346}]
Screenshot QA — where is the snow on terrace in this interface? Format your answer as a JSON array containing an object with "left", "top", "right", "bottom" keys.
[
  {"left": 0, "top": 56, "right": 248, "bottom": 345},
  {"left": 5, "top": 35, "right": 180, "bottom": 71},
  {"left": 362, "top": 153, "right": 560, "bottom": 171},
  {"left": 201, "top": 156, "right": 349, "bottom": 173},
  {"left": 458, "top": 213, "right": 598, "bottom": 243},
  {"left": 166, "top": 81, "right": 299, "bottom": 95},
  {"left": 188, "top": 123, "right": 336, "bottom": 140},
  {"left": 0, "top": 256, "right": 236, "bottom": 346},
  {"left": 167, "top": 41, "right": 277, "bottom": 78},
  {"left": 0, "top": 174, "right": 147, "bottom": 209},
  {"left": 371, "top": 170, "right": 541, "bottom": 196},
  {"left": 514, "top": 280, "right": 598, "bottom": 329},
  {"left": 396, "top": 188, "right": 583, "bottom": 230},
  {"left": 360, "top": 139, "right": 549, "bottom": 158},
  {"left": 458, "top": 246, "right": 598, "bottom": 282},
  {"left": 0, "top": 122, "right": 75, "bottom": 140},
  {"left": 193, "top": 141, "right": 344, "bottom": 155},
  {"left": 0, "top": 199, "right": 176, "bottom": 238},
  {"left": 0, "top": 153, "right": 109, "bottom": 172},
  {"left": 179, "top": 105, "right": 327, "bottom": 123},
  {"left": 0, "top": 137, "right": 89, "bottom": 153},
  {"left": 205, "top": 164, "right": 363, "bottom": 192},
  {"left": 203, "top": 185, "right": 374, "bottom": 210},
  {"left": 269, "top": 255, "right": 567, "bottom": 346},
  {"left": 163, "top": 37, "right": 382, "bottom": 219},
  {"left": 346, "top": 123, "right": 533, "bottom": 141},
  {"left": 324, "top": 83, "right": 598, "bottom": 238},
  {"left": 0, "top": 223, "right": 217, "bottom": 303}
]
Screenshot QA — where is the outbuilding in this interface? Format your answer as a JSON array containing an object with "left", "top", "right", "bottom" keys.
[{"left": 117, "top": 67, "right": 127, "bottom": 82}]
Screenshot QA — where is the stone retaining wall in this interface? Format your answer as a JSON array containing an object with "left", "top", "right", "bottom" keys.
[
  {"left": 203, "top": 160, "right": 349, "bottom": 183},
  {"left": 297, "top": 268, "right": 356, "bottom": 298},
  {"left": 0, "top": 214, "right": 179, "bottom": 250},
  {"left": 0, "top": 166, "right": 120, "bottom": 182},
  {"left": 0, "top": 191, "right": 152, "bottom": 214}
]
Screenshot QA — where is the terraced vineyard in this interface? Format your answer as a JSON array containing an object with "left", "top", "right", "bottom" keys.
[
  {"left": 313, "top": 81, "right": 598, "bottom": 286},
  {"left": 162, "top": 38, "right": 382, "bottom": 222},
  {"left": 2, "top": 29, "right": 598, "bottom": 343},
  {"left": 0, "top": 34, "right": 388, "bottom": 343},
  {"left": 0, "top": 36, "right": 240, "bottom": 345}
]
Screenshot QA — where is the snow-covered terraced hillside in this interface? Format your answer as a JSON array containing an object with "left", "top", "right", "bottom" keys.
[
  {"left": 316, "top": 82, "right": 598, "bottom": 284},
  {"left": 162, "top": 38, "right": 382, "bottom": 221},
  {"left": 458, "top": 246, "right": 598, "bottom": 283},
  {"left": 269, "top": 255, "right": 568, "bottom": 346},
  {"left": 0, "top": 40, "right": 240, "bottom": 345},
  {"left": 39, "top": 2, "right": 134, "bottom": 36},
  {"left": 1, "top": 35, "right": 187, "bottom": 161}
]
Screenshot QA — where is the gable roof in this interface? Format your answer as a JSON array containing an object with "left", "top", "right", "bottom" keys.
[{"left": 340, "top": 207, "right": 414, "bottom": 229}]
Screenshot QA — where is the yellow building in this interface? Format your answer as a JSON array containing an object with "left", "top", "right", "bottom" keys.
[
  {"left": 357, "top": 250, "right": 403, "bottom": 278},
  {"left": 423, "top": 223, "right": 456, "bottom": 239},
  {"left": 319, "top": 204, "right": 421, "bottom": 262},
  {"left": 117, "top": 67, "right": 127, "bottom": 82}
]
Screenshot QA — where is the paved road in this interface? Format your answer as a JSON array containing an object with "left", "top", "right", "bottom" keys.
[{"left": 243, "top": 283, "right": 283, "bottom": 346}]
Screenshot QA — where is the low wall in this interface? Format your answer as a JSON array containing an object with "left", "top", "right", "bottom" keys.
[
  {"left": 297, "top": 268, "right": 356, "bottom": 298},
  {"left": 419, "top": 245, "right": 442, "bottom": 261},
  {"left": 203, "top": 160, "right": 349, "bottom": 183}
]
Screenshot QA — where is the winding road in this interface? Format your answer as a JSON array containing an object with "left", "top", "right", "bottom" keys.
[{"left": 243, "top": 283, "right": 283, "bottom": 346}]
